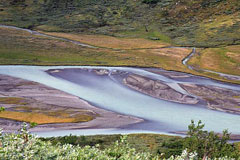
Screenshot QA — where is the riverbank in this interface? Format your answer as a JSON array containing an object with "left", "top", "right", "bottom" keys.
[{"left": 0, "top": 74, "right": 142, "bottom": 132}]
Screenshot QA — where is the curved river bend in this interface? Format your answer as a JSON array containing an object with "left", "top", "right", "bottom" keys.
[{"left": 0, "top": 65, "right": 240, "bottom": 137}]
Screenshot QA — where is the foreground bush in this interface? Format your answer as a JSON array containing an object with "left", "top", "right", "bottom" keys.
[
  {"left": 184, "top": 120, "right": 239, "bottom": 159},
  {"left": 0, "top": 123, "right": 238, "bottom": 160}
]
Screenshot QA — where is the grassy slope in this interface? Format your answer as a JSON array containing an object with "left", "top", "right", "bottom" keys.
[
  {"left": 0, "top": 27, "right": 192, "bottom": 70},
  {"left": 0, "top": 26, "right": 240, "bottom": 84},
  {"left": 0, "top": 0, "right": 239, "bottom": 47}
]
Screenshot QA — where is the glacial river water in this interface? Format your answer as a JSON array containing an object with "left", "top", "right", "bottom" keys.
[{"left": 0, "top": 65, "right": 240, "bottom": 137}]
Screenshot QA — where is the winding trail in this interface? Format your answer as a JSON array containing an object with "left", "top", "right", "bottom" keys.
[
  {"left": 0, "top": 25, "right": 97, "bottom": 48},
  {"left": 182, "top": 48, "right": 240, "bottom": 81}
]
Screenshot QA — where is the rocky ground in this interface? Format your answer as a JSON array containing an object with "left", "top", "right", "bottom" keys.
[
  {"left": 122, "top": 72, "right": 240, "bottom": 115},
  {"left": 180, "top": 84, "right": 240, "bottom": 114},
  {"left": 0, "top": 74, "right": 142, "bottom": 132}
]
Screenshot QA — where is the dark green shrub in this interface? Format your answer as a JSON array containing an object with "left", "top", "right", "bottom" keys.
[
  {"left": 142, "top": 0, "right": 161, "bottom": 4},
  {"left": 184, "top": 120, "right": 240, "bottom": 159}
]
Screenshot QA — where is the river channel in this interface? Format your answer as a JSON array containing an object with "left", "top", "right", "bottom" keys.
[{"left": 0, "top": 65, "right": 239, "bottom": 137}]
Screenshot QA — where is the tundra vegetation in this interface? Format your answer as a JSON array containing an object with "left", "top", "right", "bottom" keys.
[
  {"left": 0, "top": 0, "right": 239, "bottom": 84},
  {"left": 1, "top": 0, "right": 239, "bottom": 47},
  {"left": 1, "top": 121, "right": 239, "bottom": 159}
]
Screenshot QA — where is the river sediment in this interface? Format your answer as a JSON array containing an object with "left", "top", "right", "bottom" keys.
[
  {"left": 123, "top": 74, "right": 199, "bottom": 104},
  {"left": 180, "top": 83, "right": 240, "bottom": 115},
  {"left": 122, "top": 70, "right": 240, "bottom": 115},
  {"left": 0, "top": 74, "right": 143, "bottom": 132}
]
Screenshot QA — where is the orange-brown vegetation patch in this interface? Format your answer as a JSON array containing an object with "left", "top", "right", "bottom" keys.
[
  {"left": 188, "top": 45, "right": 240, "bottom": 76},
  {"left": 41, "top": 32, "right": 169, "bottom": 49},
  {"left": 135, "top": 47, "right": 192, "bottom": 71},
  {"left": 0, "top": 97, "right": 27, "bottom": 105},
  {"left": 0, "top": 111, "right": 93, "bottom": 124}
]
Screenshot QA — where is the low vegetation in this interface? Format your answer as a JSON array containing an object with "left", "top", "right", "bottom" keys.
[
  {"left": 188, "top": 45, "right": 240, "bottom": 76},
  {"left": 0, "top": 27, "right": 191, "bottom": 70},
  {"left": 184, "top": 120, "right": 239, "bottom": 159},
  {"left": 40, "top": 31, "right": 169, "bottom": 49},
  {"left": 42, "top": 134, "right": 183, "bottom": 158},
  {"left": 0, "top": 0, "right": 239, "bottom": 47},
  {"left": 0, "top": 97, "right": 27, "bottom": 105},
  {"left": 0, "top": 121, "right": 239, "bottom": 159},
  {"left": 0, "top": 110, "right": 93, "bottom": 124},
  {"left": 0, "top": 96, "right": 95, "bottom": 124}
]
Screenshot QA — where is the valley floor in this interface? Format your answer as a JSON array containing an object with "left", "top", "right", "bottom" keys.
[{"left": 0, "top": 25, "right": 239, "bottom": 84}]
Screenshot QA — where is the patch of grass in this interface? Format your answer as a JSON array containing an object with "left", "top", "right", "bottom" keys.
[
  {"left": 10, "top": 105, "right": 95, "bottom": 124},
  {"left": 0, "top": 111, "right": 93, "bottom": 124},
  {"left": 188, "top": 45, "right": 240, "bottom": 76},
  {"left": 0, "top": 95, "right": 95, "bottom": 124},
  {"left": 42, "top": 133, "right": 183, "bottom": 158},
  {"left": 0, "top": 97, "right": 27, "bottom": 105},
  {"left": 116, "top": 28, "right": 172, "bottom": 44},
  {"left": 36, "top": 25, "right": 63, "bottom": 32},
  {"left": 40, "top": 31, "right": 169, "bottom": 49},
  {"left": 127, "top": 134, "right": 183, "bottom": 157}
]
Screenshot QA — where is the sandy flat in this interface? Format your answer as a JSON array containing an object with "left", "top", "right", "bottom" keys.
[{"left": 0, "top": 74, "right": 143, "bottom": 132}]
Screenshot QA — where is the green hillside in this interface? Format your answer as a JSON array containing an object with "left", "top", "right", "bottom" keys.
[{"left": 0, "top": 0, "right": 239, "bottom": 47}]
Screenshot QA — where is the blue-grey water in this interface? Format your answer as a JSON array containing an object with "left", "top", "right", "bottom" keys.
[{"left": 0, "top": 65, "right": 239, "bottom": 137}]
